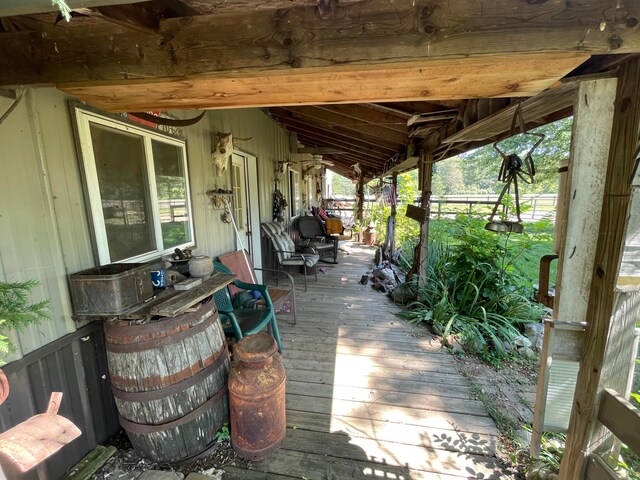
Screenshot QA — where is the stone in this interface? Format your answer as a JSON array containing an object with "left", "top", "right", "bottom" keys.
[
  {"left": 391, "top": 282, "right": 415, "bottom": 304},
  {"left": 138, "top": 471, "right": 184, "bottom": 480},
  {"left": 524, "top": 322, "right": 545, "bottom": 352}
]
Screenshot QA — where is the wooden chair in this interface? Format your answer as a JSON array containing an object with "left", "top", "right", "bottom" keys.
[
  {"left": 261, "top": 222, "right": 319, "bottom": 291},
  {"left": 212, "top": 261, "right": 282, "bottom": 351},
  {"left": 217, "top": 249, "right": 297, "bottom": 325}
]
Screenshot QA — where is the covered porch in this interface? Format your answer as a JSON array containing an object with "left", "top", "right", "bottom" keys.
[{"left": 223, "top": 244, "right": 504, "bottom": 479}]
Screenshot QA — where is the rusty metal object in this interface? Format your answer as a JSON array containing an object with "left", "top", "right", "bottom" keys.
[
  {"left": 229, "top": 333, "right": 286, "bottom": 461},
  {"left": 0, "top": 392, "right": 81, "bottom": 472},
  {"left": 536, "top": 254, "right": 559, "bottom": 308}
]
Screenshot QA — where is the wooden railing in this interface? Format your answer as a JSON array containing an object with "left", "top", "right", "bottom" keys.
[{"left": 584, "top": 388, "right": 640, "bottom": 479}]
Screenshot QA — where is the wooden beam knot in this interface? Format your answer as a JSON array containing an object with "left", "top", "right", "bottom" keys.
[{"left": 608, "top": 34, "right": 623, "bottom": 50}]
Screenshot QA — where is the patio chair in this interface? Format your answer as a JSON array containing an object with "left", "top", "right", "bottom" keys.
[
  {"left": 212, "top": 261, "right": 282, "bottom": 351},
  {"left": 218, "top": 249, "right": 297, "bottom": 325},
  {"left": 295, "top": 215, "right": 338, "bottom": 264},
  {"left": 261, "top": 222, "right": 319, "bottom": 291}
]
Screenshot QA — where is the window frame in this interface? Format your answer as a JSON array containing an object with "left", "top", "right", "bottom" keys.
[
  {"left": 71, "top": 104, "right": 195, "bottom": 265},
  {"left": 289, "top": 168, "right": 300, "bottom": 217}
]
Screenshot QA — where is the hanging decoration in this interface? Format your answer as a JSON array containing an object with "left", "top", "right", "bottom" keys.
[
  {"left": 272, "top": 189, "right": 288, "bottom": 222},
  {"left": 485, "top": 104, "right": 544, "bottom": 234}
]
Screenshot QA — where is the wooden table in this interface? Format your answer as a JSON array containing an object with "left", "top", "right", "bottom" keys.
[{"left": 72, "top": 271, "right": 235, "bottom": 323}]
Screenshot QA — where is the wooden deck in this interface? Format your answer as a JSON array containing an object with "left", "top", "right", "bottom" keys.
[{"left": 225, "top": 243, "right": 507, "bottom": 479}]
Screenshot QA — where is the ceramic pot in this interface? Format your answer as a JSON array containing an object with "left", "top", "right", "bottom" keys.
[{"left": 189, "top": 255, "right": 213, "bottom": 277}]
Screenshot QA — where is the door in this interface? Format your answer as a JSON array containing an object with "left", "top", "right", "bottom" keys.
[{"left": 231, "top": 151, "right": 262, "bottom": 282}]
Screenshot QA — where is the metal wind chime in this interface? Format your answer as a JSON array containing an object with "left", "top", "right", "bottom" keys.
[{"left": 485, "top": 104, "right": 545, "bottom": 234}]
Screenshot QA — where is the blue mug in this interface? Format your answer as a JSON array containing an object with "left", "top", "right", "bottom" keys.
[{"left": 151, "top": 270, "right": 167, "bottom": 288}]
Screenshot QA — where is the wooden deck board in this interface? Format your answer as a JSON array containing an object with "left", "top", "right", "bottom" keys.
[{"left": 229, "top": 244, "right": 509, "bottom": 478}]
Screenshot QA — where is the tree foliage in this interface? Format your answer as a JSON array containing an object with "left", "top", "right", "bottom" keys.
[{"left": 435, "top": 117, "right": 572, "bottom": 195}]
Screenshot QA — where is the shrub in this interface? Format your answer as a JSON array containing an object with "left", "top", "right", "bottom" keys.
[{"left": 397, "top": 215, "right": 544, "bottom": 360}]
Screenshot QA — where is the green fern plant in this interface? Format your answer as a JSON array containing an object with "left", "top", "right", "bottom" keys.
[{"left": 0, "top": 280, "right": 51, "bottom": 363}]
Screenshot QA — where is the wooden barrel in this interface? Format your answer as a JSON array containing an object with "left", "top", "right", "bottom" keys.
[{"left": 104, "top": 300, "right": 229, "bottom": 463}]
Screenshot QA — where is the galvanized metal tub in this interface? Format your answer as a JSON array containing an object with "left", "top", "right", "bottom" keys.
[{"left": 104, "top": 300, "right": 230, "bottom": 463}]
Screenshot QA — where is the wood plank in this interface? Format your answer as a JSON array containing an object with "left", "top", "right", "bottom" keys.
[
  {"left": 247, "top": 448, "right": 463, "bottom": 480},
  {"left": 598, "top": 389, "right": 640, "bottom": 457},
  {"left": 585, "top": 454, "right": 619, "bottom": 480},
  {"left": 285, "top": 410, "right": 499, "bottom": 454},
  {"left": 282, "top": 332, "right": 446, "bottom": 353},
  {"left": 283, "top": 349, "right": 455, "bottom": 372},
  {"left": 287, "top": 393, "right": 499, "bottom": 434},
  {"left": 276, "top": 426, "right": 501, "bottom": 478},
  {"left": 6, "top": 0, "right": 637, "bottom": 90},
  {"left": 282, "top": 358, "right": 459, "bottom": 377},
  {"left": 285, "top": 367, "right": 469, "bottom": 391},
  {"left": 283, "top": 345, "right": 451, "bottom": 364},
  {"left": 149, "top": 271, "right": 235, "bottom": 317},
  {"left": 559, "top": 58, "right": 640, "bottom": 479},
  {"left": 59, "top": 53, "right": 588, "bottom": 112},
  {"left": 285, "top": 380, "right": 485, "bottom": 416}
]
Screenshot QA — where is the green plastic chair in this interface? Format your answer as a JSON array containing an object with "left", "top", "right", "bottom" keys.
[{"left": 212, "top": 261, "right": 282, "bottom": 351}]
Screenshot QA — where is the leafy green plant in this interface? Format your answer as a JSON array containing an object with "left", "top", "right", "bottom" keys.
[
  {"left": 397, "top": 215, "right": 543, "bottom": 361},
  {"left": 214, "top": 423, "right": 230, "bottom": 443},
  {"left": 0, "top": 280, "right": 51, "bottom": 363}
]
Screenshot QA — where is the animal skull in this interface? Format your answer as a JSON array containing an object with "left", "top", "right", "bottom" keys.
[
  {"left": 212, "top": 132, "right": 233, "bottom": 176},
  {"left": 211, "top": 132, "right": 253, "bottom": 176}
]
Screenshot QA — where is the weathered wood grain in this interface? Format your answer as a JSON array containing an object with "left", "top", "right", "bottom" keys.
[
  {"left": 59, "top": 54, "right": 588, "bottom": 112},
  {"left": 559, "top": 58, "right": 640, "bottom": 479},
  {"left": 598, "top": 389, "right": 640, "bottom": 457}
]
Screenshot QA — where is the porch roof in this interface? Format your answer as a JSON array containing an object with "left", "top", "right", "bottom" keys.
[{"left": 1, "top": 1, "right": 639, "bottom": 178}]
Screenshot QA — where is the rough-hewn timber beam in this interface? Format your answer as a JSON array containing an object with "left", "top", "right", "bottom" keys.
[
  {"left": 294, "top": 133, "right": 389, "bottom": 164},
  {"left": 3, "top": 0, "right": 636, "bottom": 86},
  {"left": 2, "top": 0, "right": 634, "bottom": 109}
]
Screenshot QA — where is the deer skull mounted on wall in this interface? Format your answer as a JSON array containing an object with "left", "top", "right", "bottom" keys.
[{"left": 211, "top": 132, "right": 252, "bottom": 176}]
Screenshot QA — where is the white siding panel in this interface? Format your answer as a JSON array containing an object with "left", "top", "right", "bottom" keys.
[{"left": 0, "top": 92, "right": 75, "bottom": 359}]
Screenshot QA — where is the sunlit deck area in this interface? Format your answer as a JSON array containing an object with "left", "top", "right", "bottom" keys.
[{"left": 224, "top": 243, "right": 506, "bottom": 479}]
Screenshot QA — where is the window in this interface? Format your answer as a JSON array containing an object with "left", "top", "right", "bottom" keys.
[
  {"left": 289, "top": 169, "right": 300, "bottom": 217},
  {"left": 231, "top": 160, "right": 246, "bottom": 230},
  {"left": 73, "top": 106, "right": 194, "bottom": 264}
]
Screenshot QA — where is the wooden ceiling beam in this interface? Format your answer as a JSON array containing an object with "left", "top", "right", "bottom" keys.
[
  {"left": 270, "top": 106, "right": 408, "bottom": 146},
  {"left": 269, "top": 113, "right": 403, "bottom": 152},
  {"left": 293, "top": 132, "right": 389, "bottom": 164},
  {"left": 0, "top": 0, "right": 632, "bottom": 109},
  {"left": 3, "top": 0, "right": 634, "bottom": 86},
  {"left": 313, "top": 104, "right": 409, "bottom": 134}
]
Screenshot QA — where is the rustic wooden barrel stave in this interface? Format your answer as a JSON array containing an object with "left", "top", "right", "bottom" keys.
[{"left": 104, "top": 300, "right": 230, "bottom": 463}]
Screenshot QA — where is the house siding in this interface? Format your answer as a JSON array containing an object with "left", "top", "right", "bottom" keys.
[{"left": 0, "top": 89, "right": 296, "bottom": 478}]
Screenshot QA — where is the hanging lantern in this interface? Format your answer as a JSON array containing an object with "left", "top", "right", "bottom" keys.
[{"left": 485, "top": 104, "right": 544, "bottom": 234}]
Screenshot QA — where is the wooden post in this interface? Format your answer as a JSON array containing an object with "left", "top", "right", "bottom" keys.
[
  {"left": 559, "top": 59, "right": 640, "bottom": 479},
  {"left": 356, "top": 176, "right": 364, "bottom": 241},
  {"left": 389, "top": 172, "right": 398, "bottom": 259},
  {"left": 418, "top": 151, "right": 433, "bottom": 289}
]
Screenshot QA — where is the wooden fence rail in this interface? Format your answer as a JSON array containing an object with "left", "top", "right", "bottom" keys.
[{"left": 584, "top": 388, "right": 640, "bottom": 480}]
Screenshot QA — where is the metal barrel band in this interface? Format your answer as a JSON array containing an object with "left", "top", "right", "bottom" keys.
[
  {"left": 118, "top": 385, "right": 227, "bottom": 434},
  {"left": 105, "top": 311, "right": 218, "bottom": 353},
  {"left": 111, "top": 342, "right": 228, "bottom": 402},
  {"left": 104, "top": 301, "right": 215, "bottom": 342}
]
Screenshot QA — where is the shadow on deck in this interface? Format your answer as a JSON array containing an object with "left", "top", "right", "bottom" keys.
[{"left": 226, "top": 243, "right": 510, "bottom": 480}]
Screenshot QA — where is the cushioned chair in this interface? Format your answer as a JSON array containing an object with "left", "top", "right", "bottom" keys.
[
  {"left": 262, "top": 222, "right": 319, "bottom": 291},
  {"left": 212, "top": 261, "right": 282, "bottom": 351},
  {"left": 296, "top": 215, "right": 338, "bottom": 264}
]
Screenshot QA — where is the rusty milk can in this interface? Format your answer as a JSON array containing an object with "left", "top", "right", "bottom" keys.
[{"left": 228, "top": 333, "right": 286, "bottom": 460}]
